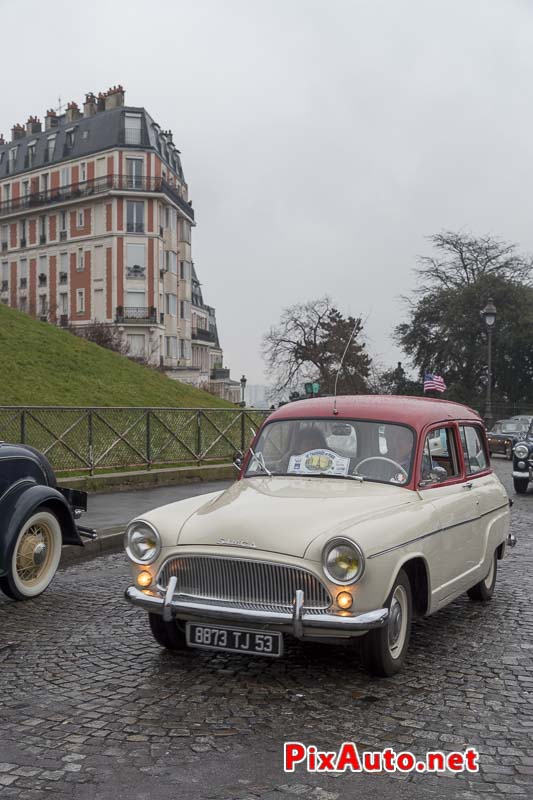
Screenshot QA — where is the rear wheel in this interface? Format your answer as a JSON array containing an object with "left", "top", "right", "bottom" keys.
[
  {"left": 0, "top": 508, "right": 62, "bottom": 601},
  {"left": 467, "top": 550, "right": 497, "bottom": 602},
  {"left": 148, "top": 613, "right": 186, "bottom": 650},
  {"left": 514, "top": 477, "right": 529, "bottom": 494},
  {"left": 361, "top": 569, "right": 412, "bottom": 677}
]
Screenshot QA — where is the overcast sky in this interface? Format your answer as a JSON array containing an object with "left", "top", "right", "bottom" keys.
[{"left": 2, "top": 0, "right": 533, "bottom": 385}]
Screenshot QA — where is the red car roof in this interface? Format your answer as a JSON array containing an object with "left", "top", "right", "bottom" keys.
[{"left": 268, "top": 395, "right": 482, "bottom": 431}]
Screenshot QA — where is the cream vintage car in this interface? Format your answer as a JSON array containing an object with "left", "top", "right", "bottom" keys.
[{"left": 124, "top": 396, "right": 515, "bottom": 676}]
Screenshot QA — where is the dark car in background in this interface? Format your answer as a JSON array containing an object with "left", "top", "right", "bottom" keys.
[
  {"left": 487, "top": 419, "right": 529, "bottom": 460},
  {"left": 512, "top": 420, "right": 533, "bottom": 494},
  {"left": 0, "top": 443, "right": 95, "bottom": 600}
]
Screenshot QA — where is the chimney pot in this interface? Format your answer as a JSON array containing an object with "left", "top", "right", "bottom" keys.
[
  {"left": 26, "top": 116, "right": 42, "bottom": 135},
  {"left": 11, "top": 123, "right": 26, "bottom": 142},
  {"left": 83, "top": 92, "right": 98, "bottom": 117},
  {"left": 103, "top": 85, "right": 125, "bottom": 110}
]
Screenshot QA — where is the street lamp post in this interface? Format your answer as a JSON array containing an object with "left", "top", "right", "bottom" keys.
[
  {"left": 240, "top": 375, "right": 247, "bottom": 407},
  {"left": 480, "top": 298, "right": 497, "bottom": 428}
]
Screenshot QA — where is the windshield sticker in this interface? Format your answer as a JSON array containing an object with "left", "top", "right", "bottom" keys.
[{"left": 288, "top": 449, "right": 350, "bottom": 477}]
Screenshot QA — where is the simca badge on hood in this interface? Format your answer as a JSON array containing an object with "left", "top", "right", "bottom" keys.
[{"left": 217, "top": 537, "right": 256, "bottom": 548}]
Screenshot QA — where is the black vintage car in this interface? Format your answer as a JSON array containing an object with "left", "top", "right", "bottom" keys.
[
  {"left": 0, "top": 442, "right": 95, "bottom": 600},
  {"left": 512, "top": 420, "right": 533, "bottom": 494},
  {"left": 486, "top": 419, "right": 529, "bottom": 460}
]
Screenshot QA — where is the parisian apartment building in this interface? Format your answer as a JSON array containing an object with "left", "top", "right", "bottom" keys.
[{"left": 0, "top": 86, "right": 240, "bottom": 403}]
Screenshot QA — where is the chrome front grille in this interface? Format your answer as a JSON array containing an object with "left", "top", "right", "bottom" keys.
[{"left": 157, "top": 556, "right": 331, "bottom": 611}]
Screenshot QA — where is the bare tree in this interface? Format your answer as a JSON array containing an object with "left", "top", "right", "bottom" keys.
[
  {"left": 413, "top": 231, "right": 533, "bottom": 293},
  {"left": 262, "top": 296, "right": 371, "bottom": 395},
  {"left": 67, "top": 321, "right": 131, "bottom": 357}
]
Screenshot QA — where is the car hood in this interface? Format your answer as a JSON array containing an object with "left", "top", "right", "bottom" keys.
[{"left": 176, "top": 476, "right": 418, "bottom": 559}]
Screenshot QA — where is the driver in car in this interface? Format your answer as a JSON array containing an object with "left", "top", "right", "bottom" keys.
[{"left": 386, "top": 426, "right": 413, "bottom": 475}]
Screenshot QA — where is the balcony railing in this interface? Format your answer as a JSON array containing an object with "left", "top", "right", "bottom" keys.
[
  {"left": 115, "top": 306, "right": 157, "bottom": 324},
  {"left": 126, "top": 222, "right": 144, "bottom": 234},
  {"left": 192, "top": 328, "right": 217, "bottom": 343},
  {"left": 1, "top": 280, "right": 8, "bottom": 292},
  {"left": 0, "top": 175, "right": 194, "bottom": 221},
  {"left": 59, "top": 271, "right": 68, "bottom": 284},
  {"left": 126, "top": 265, "right": 146, "bottom": 279},
  {"left": 38, "top": 274, "right": 47, "bottom": 287}
]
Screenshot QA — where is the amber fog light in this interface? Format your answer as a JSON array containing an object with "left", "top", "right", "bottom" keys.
[
  {"left": 336, "top": 591, "right": 353, "bottom": 610},
  {"left": 137, "top": 570, "right": 152, "bottom": 588}
]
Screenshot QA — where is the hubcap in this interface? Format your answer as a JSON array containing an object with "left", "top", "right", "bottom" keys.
[
  {"left": 388, "top": 585, "right": 408, "bottom": 659},
  {"left": 16, "top": 523, "right": 53, "bottom": 586}
]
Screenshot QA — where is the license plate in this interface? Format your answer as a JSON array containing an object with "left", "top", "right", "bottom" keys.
[{"left": 186, "top": 622, "right": 283, "bottom": 658}]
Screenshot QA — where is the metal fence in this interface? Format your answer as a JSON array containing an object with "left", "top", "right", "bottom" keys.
[{"left": 0, "top": 407, "right": 271, "bottom": 474}]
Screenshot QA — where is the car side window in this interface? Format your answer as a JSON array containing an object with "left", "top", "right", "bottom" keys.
[
  {"left": 420, "top": 426, "right": 459, "bottom": 485},
  {"left": 460, "top": 425, "right": 489, "bottom": 475}
]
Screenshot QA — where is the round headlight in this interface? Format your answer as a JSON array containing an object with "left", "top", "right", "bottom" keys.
[
  {"left": 125, "top": 521, "right": 161, "bottom": 565},
  {"left": 514, "top": 443, "right": 529, "bottom": 460},
  {"left": 323, "top": 538, "right": 365, "bottom": 585}
]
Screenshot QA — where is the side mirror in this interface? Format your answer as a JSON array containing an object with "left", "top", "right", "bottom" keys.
[{"left": 233, "top": 450, "right": 244, "bottom": 470}]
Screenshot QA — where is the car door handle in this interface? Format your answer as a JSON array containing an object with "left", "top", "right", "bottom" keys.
[{"left": 463, "top": 482, "right": 473, "bottom": 489}]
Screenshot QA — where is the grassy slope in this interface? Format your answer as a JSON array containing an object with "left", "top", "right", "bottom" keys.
[{"left": 0, "top": 304, "right": 231, "bottom": 407}]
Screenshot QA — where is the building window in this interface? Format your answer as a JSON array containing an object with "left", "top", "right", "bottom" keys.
[
  {"left": 26, "top": 143, "right": 36, "bottom": 168},
  {"left": 126, "top": 243, "right": 146, "bottom": 280},
  {"left": 180, "top": 260, "right": 190, "bottom": 280},
  {"left": 126, "top": 200, "right": 144, "bottom": 233},
  {"left": 126, "top": 158, "right": 143, "bottom": 189},
  {"left": 77, "top": 210, "right": 84, "bottom": 228},
  {"left": 19, "top": 258, "right": 28, "bottom": 288},
  {"left": 65, "top": 129, "right": 75, "bottom": 152},
  {"left": 77, "top": 248, "right": 84, "bottom": 271},
  {"left": 39, "top": 216, "right": 47, "bottom": 243},
  {"left": 127, "top": 334, "right": 146, "bottom": 357},
  {"left": 20, "top": 219, "right": 26, "bottom": 246},
  {"left": 8, "top": 148, "right": 17, "bottom": 172},
  {"left": 165, "top": 336, "right": 177, "bottom": 358},
  {"left": 22, "top": 181, "right": 30, "bottom": 198},
  {"left": 60, "top": 166, "right": 70, "bottom": 187},
  {"left": 59, "top": 292, "right": 68, "bottom": 314},
  {"left": 80, "top": 162, "right": 86, "bottom": 183},
  {"left": 166, "top": 251, "right": 177, "bottom": 274},
  {"left": 41, "top": 173, "right": 49, "bottom": 194},
  {"left": 60, "top": 211, "right": 67, "bottom": 232},
  {"left": 165, "top": 293, "right": 177, "bottom": 316},
  {"left": 46, "top": 136, "right": 56, "bottom": 162},
  {"left": 76, "top": 289, "right": 85, "bottom": 313},
  {"left": 3, "top": 184, "right": 10, "bottom": 207},
  {"left": 124, "top": 114, "right": 142, "bottom": 145},
  {"left": 39, "top": 295, "right": 47, "bottom": 316},
  {"left": 125, "top": 290, "right": 146, "bottom": 309},
  {"left": 180, "top": 219, "right": 191, "bottom": 243},
  {"left": 1, "top": 225, "right": 8, "bottom": 248},
  {"left": 38, "top": 254, "right": 47, "bottom": 286},
  {"left": 1, "top": 261, "right": 8, "bottom": 291},
  {"left": 19, "top": 297, "right": 27, "bottom": 312},
  {"left": 180, "top": 300, "right": 185, "bottom": 319}
]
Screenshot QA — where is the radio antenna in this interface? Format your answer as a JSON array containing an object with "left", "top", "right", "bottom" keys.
[{"left": 332, "top": 319, "right": 359, "bottom": 416}]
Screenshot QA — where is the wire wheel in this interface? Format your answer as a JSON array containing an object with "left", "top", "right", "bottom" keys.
[{"left": 2, "top": 510, "right": 63, "bottom": 600}]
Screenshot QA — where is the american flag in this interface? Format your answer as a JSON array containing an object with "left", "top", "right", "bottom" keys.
[{"left": 424, "top": 373, "right": 447, "bottom": 393}]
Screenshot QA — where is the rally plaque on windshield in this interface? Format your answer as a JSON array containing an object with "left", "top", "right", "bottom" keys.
[{"left": 288, "top": 449, "right": 350, "bottom": 477}]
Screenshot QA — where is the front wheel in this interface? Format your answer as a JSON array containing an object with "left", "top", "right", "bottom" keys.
[
  {"left": 0, "top": 508, "right": 63, "bottom": 600},
  {"left": 505, "top": 443, "right": 513, "bottom": 460},
  {"left": 361, "top": 569, "right": 412, "bottom": 677},
  {"left": 514, "top": 477, "right": 529, "bottom": 494},
  {"left": 467, "top": 551, "right": 497, "bottom": 602},
  {"left": 148, "top": 613, "right": 186, "bottom": 650}
]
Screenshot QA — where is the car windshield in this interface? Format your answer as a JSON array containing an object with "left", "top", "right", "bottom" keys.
[
  {"left": 500, "top": 422, "right": 527, "bottom": 432},
  {"left": 245, "top": 419, "right": 415, "bottom": 485}
]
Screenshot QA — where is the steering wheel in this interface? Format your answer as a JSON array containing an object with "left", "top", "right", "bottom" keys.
[{"left": 353, "top": 456, "right": 408, "bottom": 482}]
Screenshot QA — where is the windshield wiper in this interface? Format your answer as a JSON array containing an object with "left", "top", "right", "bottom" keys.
[
  {"left": 312, "top": 473, "right": 364, "bottom": 483},
  {"left": 248, "top": 447, "right": 272, "bottom": 476}
]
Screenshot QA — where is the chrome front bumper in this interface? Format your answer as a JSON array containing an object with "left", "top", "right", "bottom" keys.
[
  {"left": 125, "top": 579, "right": 389, "bottom": 640},
  {"left": 512, "top": 470, "right": 530, "bottom": 479}
]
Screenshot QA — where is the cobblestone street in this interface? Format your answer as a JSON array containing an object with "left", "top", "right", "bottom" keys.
[{"left": 0, "top": 460, "right": 531, "bottom": 800}]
